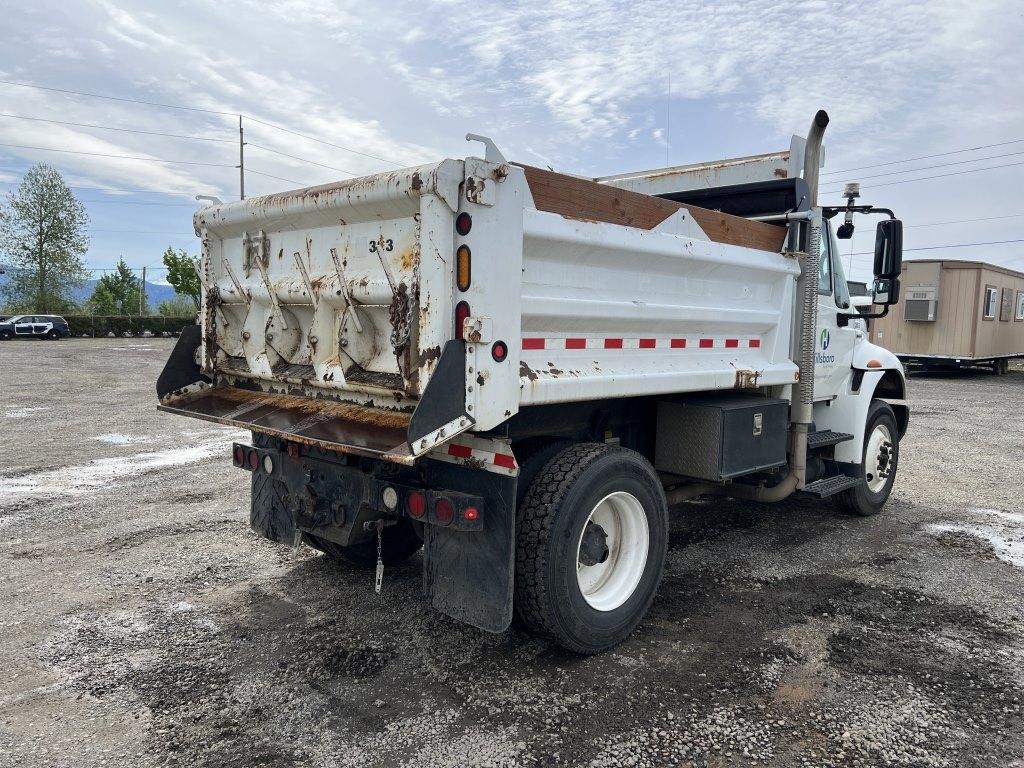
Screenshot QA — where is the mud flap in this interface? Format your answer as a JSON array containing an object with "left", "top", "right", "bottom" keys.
[
  {"left": 421, "top": 458, "right": 516, "bottom": 633},
  {"left": 156, "top": 325, "right": 209, "bottom": 400}
]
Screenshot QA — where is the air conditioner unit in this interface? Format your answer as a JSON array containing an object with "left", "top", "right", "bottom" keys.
[{"left": 904, "top": 286, "right": 937, "bottom": 321}]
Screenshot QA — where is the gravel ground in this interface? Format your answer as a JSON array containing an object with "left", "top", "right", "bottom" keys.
[{"left": 1, "top": 338, "right": 1023, "bottom": 768}]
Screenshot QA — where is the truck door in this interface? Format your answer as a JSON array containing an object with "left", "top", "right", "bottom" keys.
[{"left": 813, "top": 223, "right": 859, "bottom": 400}]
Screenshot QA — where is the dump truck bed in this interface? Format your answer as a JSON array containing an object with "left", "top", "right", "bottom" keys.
[{"left": 161, "top": 153, "right": 798, "bottom": 461}]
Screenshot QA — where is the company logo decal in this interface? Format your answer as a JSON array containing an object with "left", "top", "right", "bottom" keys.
[{"left": 816, "top": 328, "right": 835, "bottom": 364}]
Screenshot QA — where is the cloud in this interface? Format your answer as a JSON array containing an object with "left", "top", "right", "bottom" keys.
[{"left": 0, "top": 0, "right": 1021, "bottom": 277}]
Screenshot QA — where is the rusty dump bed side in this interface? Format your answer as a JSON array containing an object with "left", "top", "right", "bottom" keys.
[{"left": 158, "top": 385, "right": 414, "bottom": 463}]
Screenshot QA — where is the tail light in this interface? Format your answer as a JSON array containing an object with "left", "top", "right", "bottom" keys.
[
  {"left": 247, "top": 449, "right": 259, "bottom": 470},
  {"left": 491, "top": 340, "right": 507, "bottom": 362},
  {"left": 456, "top": 245, "right": 471, "bottom": 291},
  {"left": 462, "top": 506, "right": 480, "bottom": 522},
  {"left": 455, "top": 212, "right": 472, "bottom": 236},
  {"left": 435, "top": 497, "right": 455, "bottom": 526},
  {"left": 233, "top": 445, "right": 245, "bottom": 466},
  {"left": 407, "top": 491, "right": 426, "bottom": 519},
  {"left": 455, "top": 301, "right": 470, "bottom": 340}
]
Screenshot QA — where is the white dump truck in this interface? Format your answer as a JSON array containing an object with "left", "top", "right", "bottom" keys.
[{"left": 157, "top": 111, "right": 908, "bottom": 653}]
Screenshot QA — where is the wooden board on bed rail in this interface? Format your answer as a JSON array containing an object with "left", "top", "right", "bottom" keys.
[{"left": 515, "top": 163, "right": 788, "bottom": 253}]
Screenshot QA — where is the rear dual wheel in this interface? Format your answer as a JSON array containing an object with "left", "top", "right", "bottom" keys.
[{"left": 515, "top": 443, "right": 668, "bottom": 655}]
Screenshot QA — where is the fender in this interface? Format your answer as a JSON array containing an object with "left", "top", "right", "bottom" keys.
[{"left": 814, "top": 341, "right": 908, "bottom": 465}]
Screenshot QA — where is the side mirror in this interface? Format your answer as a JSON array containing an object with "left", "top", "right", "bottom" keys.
[
  {"left": 873, "top": 219, "right": 903, "bottom": 279},
  {"left": 872, "top": 277, "right": 901, "bottom": 306}
]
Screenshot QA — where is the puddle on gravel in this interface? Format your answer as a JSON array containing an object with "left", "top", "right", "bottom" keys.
[
  {"left": 4, "top": 406, "right": 46, "bottom": 419},
  {"left": 925, "top": 507, "right": 1024, "bottom": 569},
  {"left": 93, "top": 433, "right": 156, "bottom": 445},
  {"left": 0, "top": 431, "right": 246, "bottom": 507}
]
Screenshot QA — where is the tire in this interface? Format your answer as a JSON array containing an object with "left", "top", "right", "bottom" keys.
[
  {"left": 0, "top": 331, "right": 11, "bottom": 340},
  {"left": 45, "top": 330, "right": 59, "bottom": 340},
  {"left": 304, "top": 521, "right": 423, "bottom": 568},
  {"left": 514, "top": 437, "right": 572, "bottom": 508},
  {"left": 515, "top": 443, "right": 669, "bottom": 654},
  {"left": 833, "top": 399, "right": 899, "bottom": 517}
]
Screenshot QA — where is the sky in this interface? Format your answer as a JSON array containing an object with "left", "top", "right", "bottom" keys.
[{"left": 0, "top": 0, "right": 1022, "bottom": 284}]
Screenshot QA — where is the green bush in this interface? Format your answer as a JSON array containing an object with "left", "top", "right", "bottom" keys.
[{"left": 63, "top": 315, "right": 196, "bottom": 337}]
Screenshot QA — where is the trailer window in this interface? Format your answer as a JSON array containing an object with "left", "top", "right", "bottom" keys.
[
  {"left": 1016, "top": 291, "right": 1024, "bottom": 322},
  {"left": 1000, "top": 287, "right": 1013, "bottom": 321},
  {"left": 983, "top": 286, "right": 998, "bottom": 320}
]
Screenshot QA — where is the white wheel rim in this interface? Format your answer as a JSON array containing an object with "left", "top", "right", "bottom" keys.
[
  {"left": 575, "top": 491, "right": 649, "bottom": 612},
  {"left": 864, "top": 423, "right": 894, "bottom": 493}
]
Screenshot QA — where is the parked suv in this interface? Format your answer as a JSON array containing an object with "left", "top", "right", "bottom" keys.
[{"left": 0, "top": 314, "right": 71, "bottom": 340}]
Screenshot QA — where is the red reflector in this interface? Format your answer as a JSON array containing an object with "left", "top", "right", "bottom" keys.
[
  {"left": 463, "top": 506, "right": 479, "bottom": 522},
  {"left": 604, "top": 338, "right": 623, "bottom": 349},
  {"left": 749, "top": 339, "right": 761, "bottom": 349},
  {"left": 435, "top": 497, "right": 455, "bottom": 525},
  {"left": 566, "top": 338, "right": 586, "bottom": 349},
  {"left": 522, "top": 337, "right": 545, "bottom": 350},
  {"left": 671, "top": 338, "right": 686, "bottom": 348},
  {"left": 455, "top": 212, "right": 472, "bottom": 236},
  {"left": 639, "top": 338, "right": 656, "bottom": 349},
  {"left": 247, "top": 449, "right": 259, "bottom": 470},
  {"left": 407, "top": 491, "right": 426, "bottom": 518},
  {"left": 455, "top": 301, "right": 470, "bottom": 340},
  {"left": 493, "top": 453, "right": 516, "bottom": 470},
  {"left": 725, "top": 339, "right": 739, "bottom": 348},
  {"left": 447, "top": 443, "right": 473, "bottom": 459},
  {"left": 233, "top": 445, "right": 244, "bottom": 465},
  {"left": 699, "top": 339, "right": 714, "bottom": 349},
  {"left": 491, "top": 340, "right": 507, "bottom": 362}
]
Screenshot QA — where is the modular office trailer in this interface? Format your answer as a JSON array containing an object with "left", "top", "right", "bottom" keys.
[{"left": 869, "top": 260, "right": 1024, "bottom": 371}]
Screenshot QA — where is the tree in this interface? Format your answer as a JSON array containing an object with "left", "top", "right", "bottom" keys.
[
  {"left": 158, "top": 295, "right": 197, "bottom": 317},
  {"left": 0, "top": 164, "right": 89, "bottom": 312},
  {"left": 86, "top": 258, "right": 146, "bottom": 315},
  {"left": 162, "top": 246, "right": 201, "bottom": 310}
]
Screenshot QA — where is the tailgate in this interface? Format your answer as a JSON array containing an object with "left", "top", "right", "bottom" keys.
[
  {"left": 196, "top": 160, "right": 463, "bottom": 402},
  {"left": 158, "top": 384, "right": 413, "bottom": 462}
]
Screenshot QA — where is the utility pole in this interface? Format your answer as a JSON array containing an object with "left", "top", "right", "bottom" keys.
[
  {"left": 239, "top": 114, "right": 245, "bottom": 200},
  {"left": 140, "top": 266, "right": 146, "bottom": 316}
]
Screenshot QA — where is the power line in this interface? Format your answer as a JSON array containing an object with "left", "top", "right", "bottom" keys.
[
  {"left": 825, "top": 150, "right": 1024, "bottom": 184},
  {"left": 246, "top": 142, "right": 357, "bottom": 176},
  {"left": 0, "top": 79, "right": 406, "bottom": 168},
  {"left": 847, "top": 239, "right": 1024, "bottom": 256},
  {"left": 907, "top": 213, "right": 1024, "bottom": 228},
  {"left": 243, "top": 115, "right": 404, "bottom": 168},
  {"left": 78, "top": 199, "right": 199, "bottom": 207},
  {"left": 823, "top": 137, "right": 1024, "bottom": 176},
  {"left": 821, "top": 160, "right": 1024, "bottom": 193},
  {"left": 0, "top": 112, "right": 234, "bottom": 143},
  {"left": 246, "top": 167, "right": 306, "bottom": 185},
  {"left": 0, "top": 78, "right": 237, "bottom": 117},
  {"left": 0, "top": 142, "right": 236, "bottom": 168},
  {"left": 90, "top": 229, "right": 194, "bottom": 234}
]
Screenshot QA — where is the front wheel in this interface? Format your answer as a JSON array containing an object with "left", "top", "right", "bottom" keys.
[
  {"left": 515, "top": 443, "right": 669, "bottom": 654},
  {"left": 0, "top": 331, "right": 11, "bottom": 340},
  {"left": 833, "top": 399, "right": 899, "bottom": 517}
]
